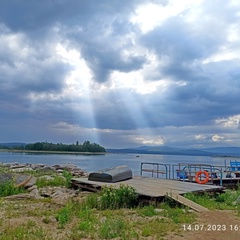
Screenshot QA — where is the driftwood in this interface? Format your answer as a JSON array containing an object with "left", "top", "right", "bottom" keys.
[{"left": 15, "top": 175, "right": 33, "bottom": 188}]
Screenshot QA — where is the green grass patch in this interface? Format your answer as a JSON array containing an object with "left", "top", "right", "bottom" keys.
[
  {"left": 161, "top": 201, "right": 196, "bottom": 224},
  {"left": 140, "top": 218, "right": 171, "bottom": 238},
  {"left": 99, "top": 217, "right": 129, "bottom": 239},
  {"left": 133, "top": 201, "right": 197, "bottom": 238},
  {"left": 137, "top": 204, "right": 157, "bottom": 217},
  {"left": 0, "top": 180, "right": 26, "bottom": 197},
  {"left": 0, "top": 165, "right": 8, "bottom": 173},
  {"left": 56, "top": 201, "right": 76, "bottom": 228},
  {"left": 184, "top": 188, "right": 240, "bottom": 211},
  {"left": 36, "top": 175, "right": 67, "bottom": 188},
  {"left": 0, "top": 223, "right": 51, "bottom": 240},
  {"left": 35, "top": 170, "right": 72, "bottom": 188},
  {"left": 63, "top": 170, "right": 73, "bottom": 188}
]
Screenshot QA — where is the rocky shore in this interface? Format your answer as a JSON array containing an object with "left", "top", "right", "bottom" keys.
[
  {"left": 0, "top": 162, "right": 89, "bottom": 205},
  {"left": 1, "top": 162, "right": 88, "bottom": 177}
]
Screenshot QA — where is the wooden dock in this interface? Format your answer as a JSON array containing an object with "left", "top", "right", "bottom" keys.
[
  {"left": 212, "top": 178, "right": 240, "bottom": 187},
  {"left": 71, "top": 176, "right": 224, "bottom": 212},
  {"left": 71, "top": 176, "right": 224, "bottom": 198}
]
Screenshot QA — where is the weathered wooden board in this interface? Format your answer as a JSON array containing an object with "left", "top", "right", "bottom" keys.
[
  {"left": 71, "top": 176, "right": 224, "bottom": 198},
  {"left": 165, "top": 191, "right": 209, "bottom": 212}
]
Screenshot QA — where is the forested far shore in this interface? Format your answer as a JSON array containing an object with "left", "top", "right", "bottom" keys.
[{"left": 0, "top": 141, "right": 106, "bottom": 153}]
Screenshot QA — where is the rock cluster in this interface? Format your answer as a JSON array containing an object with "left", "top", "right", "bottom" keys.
[
  {"left": 2, "top": 162, "right": 88, "bottom": 177},
  {"left": 0, "top": 162, "right": 89, "bottom": 205},
  {"left": 4, "top": 185, "right": 78, "bottom": 205}
]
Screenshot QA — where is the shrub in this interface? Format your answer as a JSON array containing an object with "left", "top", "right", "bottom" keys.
[
  {"left": 81, "top": 184, "right": 138, "bottom": 210},
  {"left": 99, "top": 184, "right": 138, "bottom": 210}
]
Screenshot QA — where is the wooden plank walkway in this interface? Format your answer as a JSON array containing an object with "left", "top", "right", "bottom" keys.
[
  {"left": 71, "top": 176, "right": 224, "bottom": 198},
  {"left": 165, "top": 191, "right": 209, "bottom": 212}
]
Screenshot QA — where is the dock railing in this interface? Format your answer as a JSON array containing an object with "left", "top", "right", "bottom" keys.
[
  {"left": 140, "top": 161, "right": 240, "bottom": 186},
  {"left": 182, "top": 164, "right": 223, "bottom": 186},
  {"left": 171, "top": 163, "right": 223, "bottom": 186},
  {"left": 228, "top": 161, "right": 240, "bottom": 178},
  {"left": 140, "top": 162, "right": 170, "bottom": 179}
]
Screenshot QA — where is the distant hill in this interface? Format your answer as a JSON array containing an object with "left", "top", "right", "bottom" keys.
[
  {"left": 107, "top": 146, "right": 240, "bottom": 157},
  {"left": 201, "top": 147, "right": 240, "bottom": 156},
  {"left": 2, "top": 143, "right": 240, "bottom": 157}
]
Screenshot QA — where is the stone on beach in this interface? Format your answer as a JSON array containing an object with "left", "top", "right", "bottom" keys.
[
  {"left": 1, "top": 162, "right": 88, "bottom": 177},
  {"left": 0, "top": 162, "right": 88, "bottom": 204},
  {"left": 0, "top": 173, "right": 36, "bottom": 188}
]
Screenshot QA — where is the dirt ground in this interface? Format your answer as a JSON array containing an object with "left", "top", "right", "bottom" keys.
[
  {"left": 167, "top": 210, "right": 240, "bottom": 240},
  {"left": 1, "top": 198, "right": 240, "bottom": 239}
]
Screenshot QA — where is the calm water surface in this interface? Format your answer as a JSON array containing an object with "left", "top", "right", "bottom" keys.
[{"left": 0, "top": 151, "right": 228, "bottom": 176}]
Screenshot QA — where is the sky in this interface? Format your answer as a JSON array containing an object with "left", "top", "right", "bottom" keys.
[{"left": 0, "top": 0, "right": 240, "bottom": 149}]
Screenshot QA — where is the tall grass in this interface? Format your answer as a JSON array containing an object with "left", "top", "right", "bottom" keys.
[
  {"left": 0, "top": 223, "right": 51, "bottom": 240},
  {"left": 99, "top": 184, "right": 138, "bottom": 210},
  {"left": 36, "top": 170, "right": 72, "bottom": 188},
  {"left": 0, "top": 180, "right": 26, "bottom": 197},
  {"left": 0, "top": 165, "right": 8, "bottom": 173},
  {"left": 83, "top": 184, "right": 138, "bottom": 210},
  {"left": 63, "top": 170, "right": 72, "bottom": 188},
  {"left": 185, "top": 185, "right": 240, "bottom": 212},
  {"left": 99, "top": 217, "right": 131, "bottom": 239},
  {"left": 56, "top": 201, "right": 77, "bottom": 228},
  {"left": 55, "top": 185, "right": 138, "bottom": 229}
]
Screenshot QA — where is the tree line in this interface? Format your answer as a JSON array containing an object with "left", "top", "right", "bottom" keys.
[{"left": 0, "top": 141, "right": 106, "bottom": 153}]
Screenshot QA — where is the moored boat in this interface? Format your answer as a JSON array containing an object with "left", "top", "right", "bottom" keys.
[{"left": 88, "top": 165, "right": 132, "bottom": 183}]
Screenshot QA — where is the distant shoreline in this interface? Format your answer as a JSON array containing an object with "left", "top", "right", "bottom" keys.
[
  {"left": 0, "top": 149, "right": 106, "bottom": 155},
  {"left": 1, "top": 149, "right": 240, "bottom": 158}
]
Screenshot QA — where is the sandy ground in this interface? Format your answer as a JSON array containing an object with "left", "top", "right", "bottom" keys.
[{"left": 167, "top": 210, "right": 240, "bottom": 240}]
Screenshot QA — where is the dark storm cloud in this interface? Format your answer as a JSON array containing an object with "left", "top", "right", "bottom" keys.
[
  {"left": 0, "top": 0, "right": 240, "bottom": 147},
  {"left": 0, "top": 32, "right": 70, "bottom": 116},
  {"left": 0, "top": 1, "right": 129, "bottom": 31},
  {"left": 83, "top": 47, "right": 146, "bottom": 83},
  {"left": 0, "top": 0, "right": 146, "bottom": 32},
  {"left": 140, "top": 0, "right": 239, "bottom": 82},
  {"left": 0, "top": 0, "right": 149, "bottom": 83},
  {"left": 132, "top": 0, "right": 240, "bottom": 132},
  {"left": 63, "top": 11, "right": 147, "bottom": 82},
  {"left": 141, "top": 17, "right": 219, "bottom": 82}
]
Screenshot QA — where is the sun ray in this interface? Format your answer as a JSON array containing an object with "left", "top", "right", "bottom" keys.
[{"left": 56, "top": 43, "right": 99, "bottom": 143}]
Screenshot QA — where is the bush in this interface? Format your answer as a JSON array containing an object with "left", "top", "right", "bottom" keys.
[
  {"left": 99, "top": 184, "right": 138, "bottom": 210},
  {"left": 83, "top": 184, "right": 138, "bottom": 210}
]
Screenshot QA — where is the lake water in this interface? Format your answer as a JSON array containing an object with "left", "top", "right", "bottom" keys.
[{"left": 0, "top": 151, "right": 229, "bottom": 176}]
